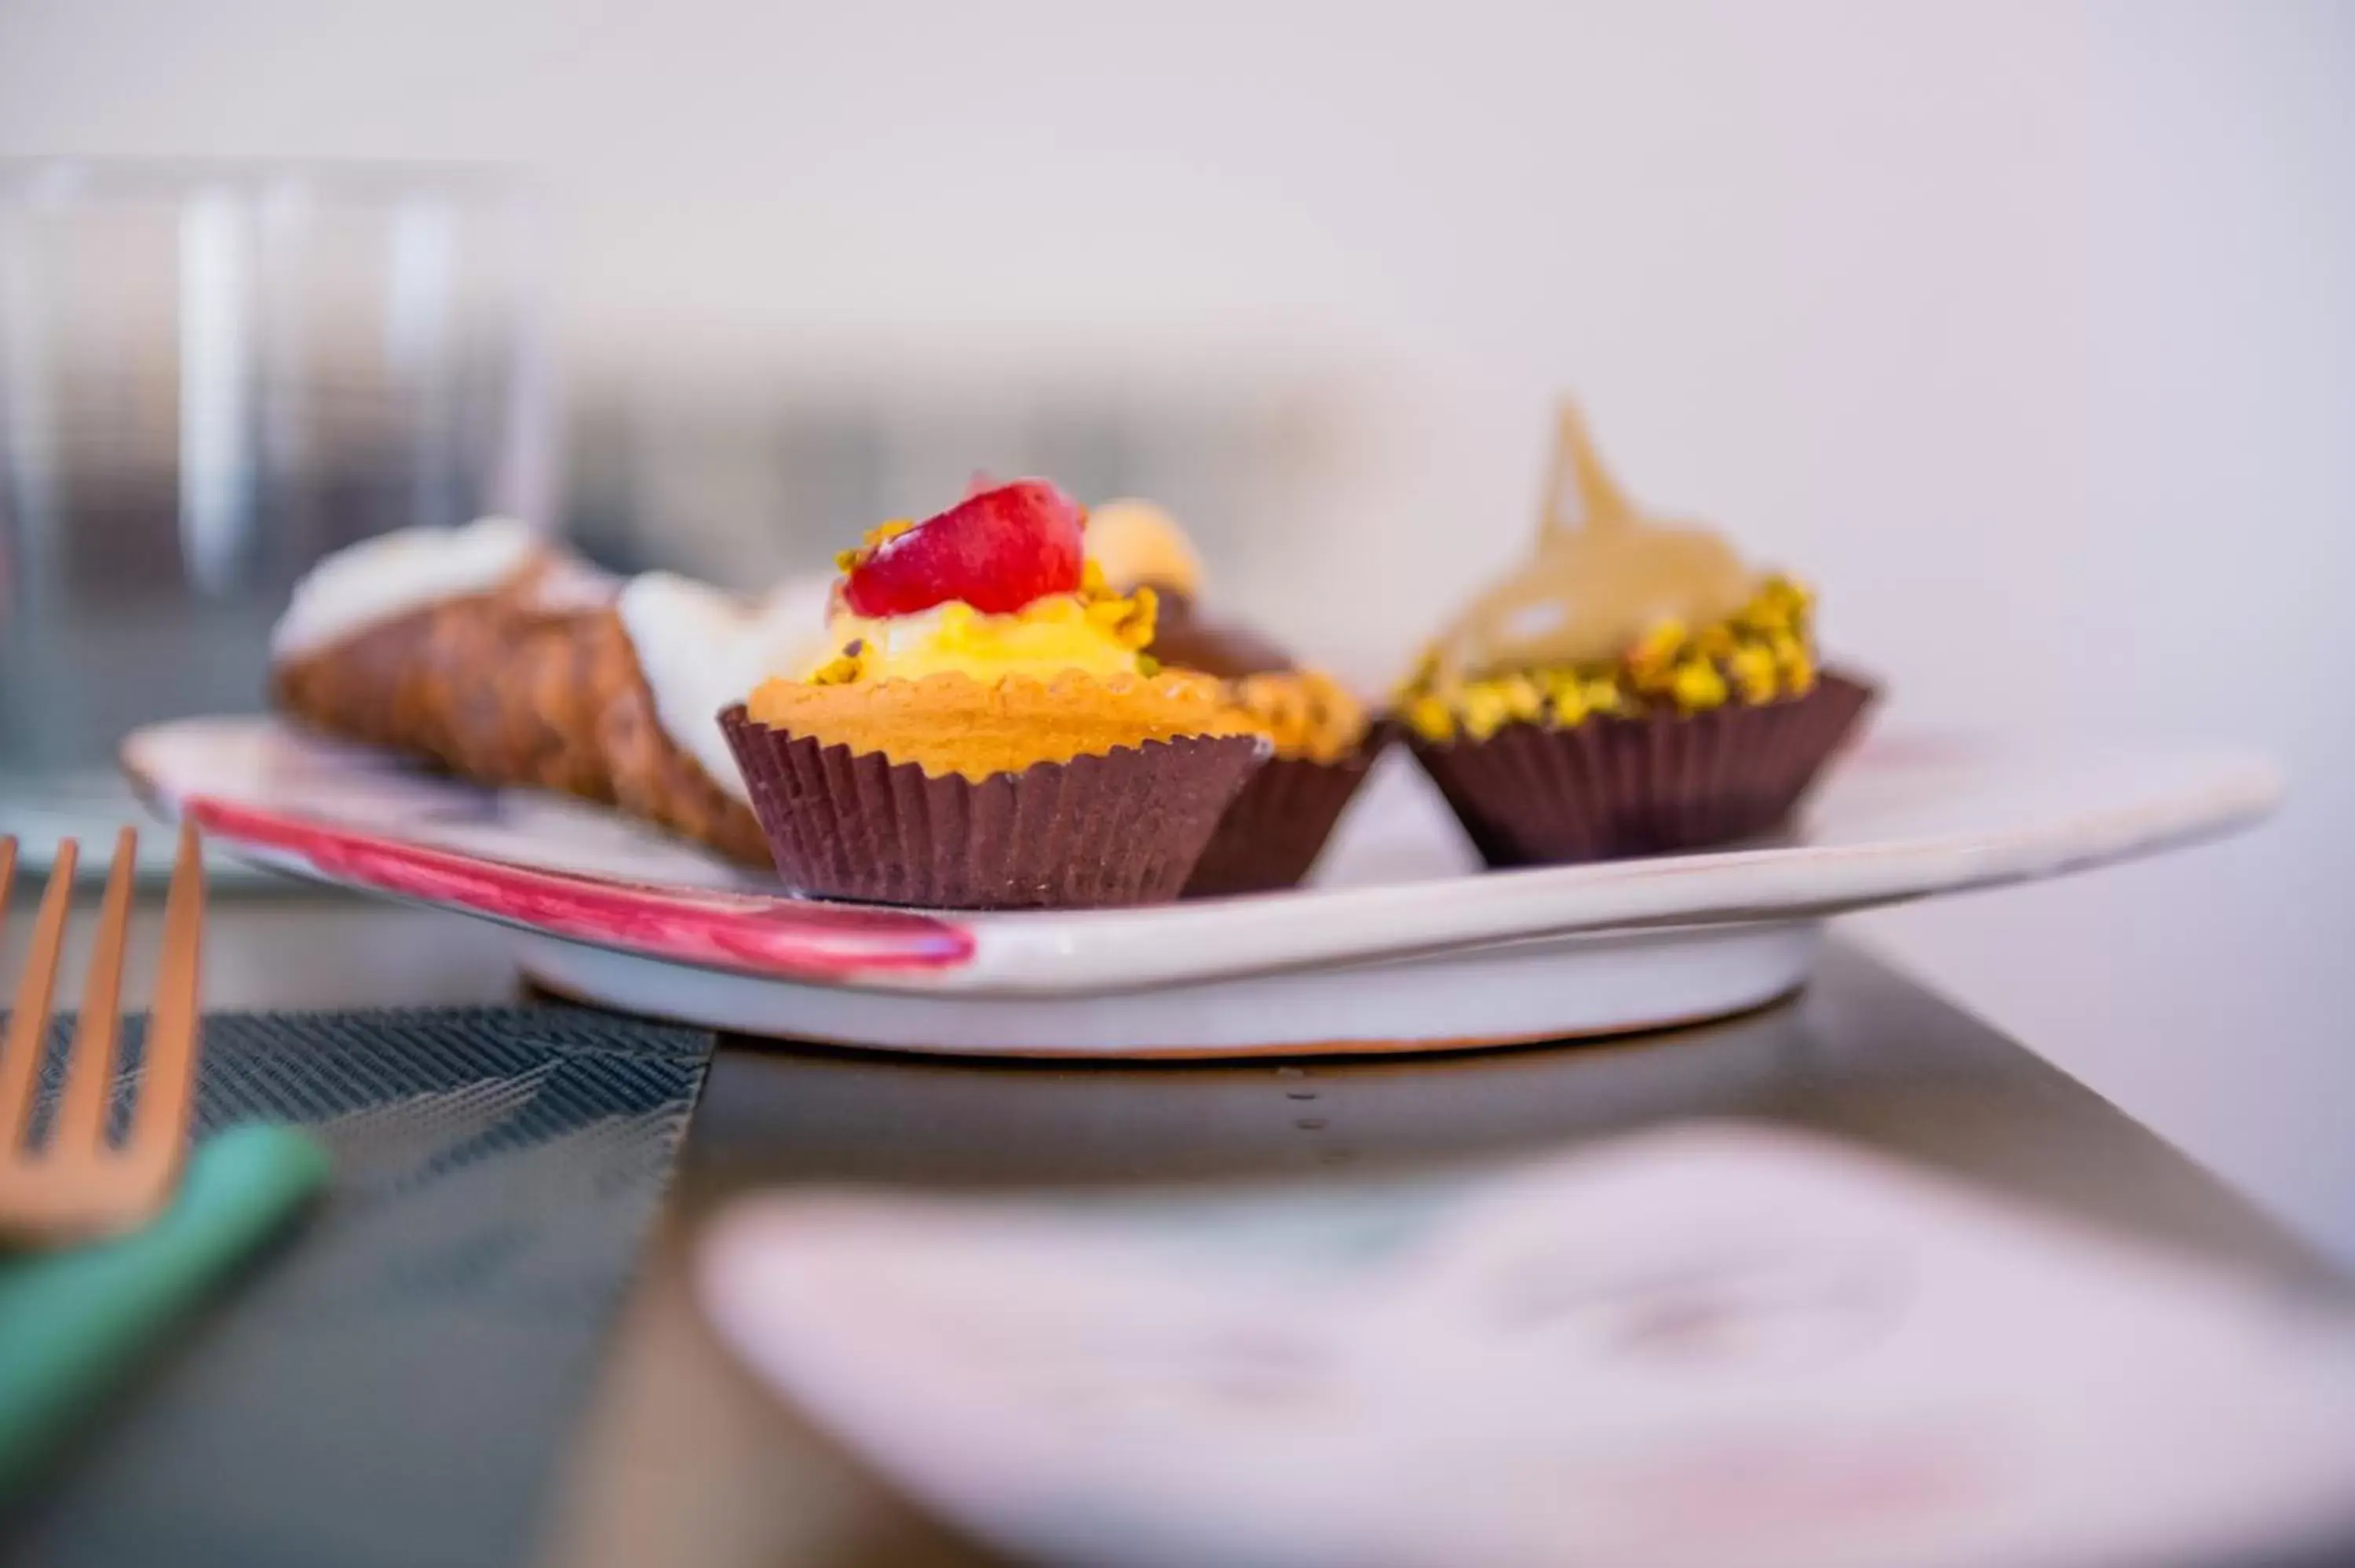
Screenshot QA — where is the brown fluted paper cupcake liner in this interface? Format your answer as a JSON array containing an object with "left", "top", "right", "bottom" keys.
[
  {"left": 1181, "top": 725, "right": 1393, "bottom": 898},
  {"left": 1408, "top": 671, "right": 1877, "bottom": 867},
  {"left": 719, "top": 706, "right": 1267, "bottom": 910}
]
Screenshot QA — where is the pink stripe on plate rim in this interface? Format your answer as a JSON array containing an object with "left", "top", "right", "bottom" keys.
[{"left": 182, "top": 795, "right": 977, "bottom": 979}]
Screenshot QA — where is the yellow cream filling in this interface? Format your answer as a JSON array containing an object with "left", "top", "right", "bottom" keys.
[
  {"left": 804, "top": 569, "right": 1159, "bottom": 688},
  {"left": 1397, "top": 577, "right": 1818, "bottom": 743}
]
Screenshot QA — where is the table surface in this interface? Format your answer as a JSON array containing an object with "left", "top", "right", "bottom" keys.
[{"left": 2, "top": 883, "right": 2332, "bottom": 1568}]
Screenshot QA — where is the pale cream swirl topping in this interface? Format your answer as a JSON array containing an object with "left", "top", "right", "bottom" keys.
[{"left": 1426, "top": 405, "right": 1761, "bottom": 684}]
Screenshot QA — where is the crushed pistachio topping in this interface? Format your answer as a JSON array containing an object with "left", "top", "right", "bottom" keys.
[
  {"left": 833, "top": 518, "right": 916, "bottom": 573},
  {"left": 1075, "top": 560, "right": 1161, "bottom": 639},
  {"left": 809, "top": 649, "right": 864, "bottom": 686},
  {"left": 1086, "top": 585, "right": 1158, "bottom": 650},
  {"left": 805, "top": 586, "right": 1159, "bottom": 688},
  {"left": 1227, "top": 669, "right": 1367, "bottom": 764},
  {"left": 1396, "top": 576, "right": 1818, "bottom": 743}
]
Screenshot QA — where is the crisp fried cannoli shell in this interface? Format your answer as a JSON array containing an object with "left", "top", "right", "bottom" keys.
[
  {"left": 271, "top": 592, "right": 499, "bottom": 766},
  {"left": 421, "top": 596, "right": 620, "bottom": 801},
  {"left": 272, "top": 558, "right": 619, "bottom": 801},
  {"left": 597, "top": 627, "right": 769, "bottom": 865}
]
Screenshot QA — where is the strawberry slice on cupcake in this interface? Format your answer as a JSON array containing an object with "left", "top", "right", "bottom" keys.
[
  {"left": 721, "top": 480, "right": 1270, "bottom": 910},
  {"left": 834, "top": 479, "right": 1087, "bottom": 618}
]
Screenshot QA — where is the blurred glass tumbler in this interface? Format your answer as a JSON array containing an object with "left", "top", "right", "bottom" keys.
[{"left": 0, "top": 161, "right": 553, "bottom": 771}]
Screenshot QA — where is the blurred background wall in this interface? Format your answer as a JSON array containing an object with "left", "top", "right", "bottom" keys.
[{"left": 3, "top": 2, "right": 2350, "bottom": 1252}]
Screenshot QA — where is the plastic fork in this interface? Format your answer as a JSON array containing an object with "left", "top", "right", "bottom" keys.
[{"left": 0, "top": 824, "right": 206, "bottom": 1245}]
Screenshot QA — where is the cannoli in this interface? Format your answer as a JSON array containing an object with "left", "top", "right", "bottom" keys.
[
  {"left": 269, "top": 517, "right": 588, "bottom": 783},
  {"left": 419, "top": 555, "right": 624, "bottom": 801},
  {"left": 272, "top": 519, "right": 842, "bottom": 862}
]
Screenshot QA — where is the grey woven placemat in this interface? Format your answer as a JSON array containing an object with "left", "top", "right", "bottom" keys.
[{"left": 0, "top": 1006, "right": 714, "bottom": 1568}]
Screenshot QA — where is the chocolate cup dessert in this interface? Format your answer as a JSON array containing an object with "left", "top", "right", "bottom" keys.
[
  {"left": 1147, "top": 593, "right": 1297, "bottom": 681},
  {"left": 1407, "top": 671, "right": 1876, "bottom": 866},
  {"left": 720, "top": 706, "right": 1266, "bottom": 910},
  {"left": 1145, "top": 593, "right": 1383, "bottom": 899},
  {"left": 1180, "top": 724, "right": 1394, "bottom": 898},
  {"left": 1397, "top": 402, "right": 1878, "bottom": 868}
]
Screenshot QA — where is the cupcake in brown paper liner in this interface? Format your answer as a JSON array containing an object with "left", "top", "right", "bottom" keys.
[
  {"left": 1395, "top": 404, "right": 1877, "bottom": 866},
  {"left": 722, "top": 480, "right": 1269, "bottom": 910},
  {"left": 1087, "top": 500, "right": 1386, "bottom": 896}
]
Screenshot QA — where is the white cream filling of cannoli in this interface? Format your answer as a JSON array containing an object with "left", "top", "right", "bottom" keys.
[
  {"left": 270, "top": 516, "right": 543, "bottom": 662},
  {"left": 619, "top": 571, "right": 834, "bottom": 804},
  {"left": 520, "top": 553, "right": 621, "bottom": 614}
]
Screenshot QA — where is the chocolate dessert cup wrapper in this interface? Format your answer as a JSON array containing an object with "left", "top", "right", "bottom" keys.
[
  {"left": 1408, "top": 671, "right": 1877, "bottom": 867},
  {"left": 719, "top": 706, "right": 1266, "bottom": 910},
  {"left": 1182, "top": 726, "right": 1393, "bottom": 898}
]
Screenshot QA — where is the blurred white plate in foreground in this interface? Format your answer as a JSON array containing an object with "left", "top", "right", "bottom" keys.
[
  {"left": 121, "top": 717, "right": 2277, "bottom": 1057},
  {"left": 696, "top": 1124, "right": 2355, "bottom": 1568}
]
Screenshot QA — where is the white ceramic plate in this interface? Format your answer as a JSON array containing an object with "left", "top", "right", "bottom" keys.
[
  {"left": 121, "top": 717, "right": 2279, "bottom": 1058},
  {"left": 696, "top": 1126, "right": 2355, "bottom": 1568}
]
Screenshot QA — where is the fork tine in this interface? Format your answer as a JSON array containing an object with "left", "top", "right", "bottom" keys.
[
  {"left": 0, "top": 837, "right": 78, "bottom": 1153},
  {"left": 0, "top": 835, "right": 14, "bottom": 971},
  {"left": 50, "top": 828, "right": 138, "bottom": 1158},
  {"left": 122, "top": 823, "right": 204, "bottom": 1199}
]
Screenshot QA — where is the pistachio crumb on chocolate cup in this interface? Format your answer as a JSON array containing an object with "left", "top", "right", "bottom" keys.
[
  {"left": 1397, "top": 402, "right": 1879, "bottom": 866},
  {"left": 1406, "top": 673, "right": 1875, "bottom": 866},
  {"left": 1398, "top": 578, "right": 1875, "bottom": 865}
]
